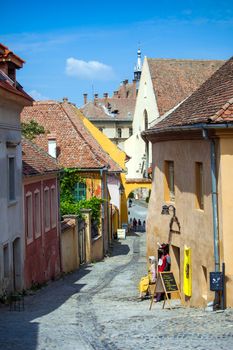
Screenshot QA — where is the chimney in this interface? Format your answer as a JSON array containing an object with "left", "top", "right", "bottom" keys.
[
  {"left": 63, "top": 97, "right": 68, "bottom": 103},
  {"left": 94, "top": 93, "right": 98, "bottom": 106},
  {"left": 132, "top": 79, "right": 137, "bottom": 98},
  {"left": 103, "top": 93, "right": 108, "bottom": 106},
  {"left": 0, "top": 44, "right": 24, "bottom": 86},
  {"left": 83, "top": 93, "right": 88, "bottom": 105}
]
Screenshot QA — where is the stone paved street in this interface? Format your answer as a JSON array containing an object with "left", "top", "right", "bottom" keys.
[{"left": 0, "top": 232, "right": 233, "bottom": 350}]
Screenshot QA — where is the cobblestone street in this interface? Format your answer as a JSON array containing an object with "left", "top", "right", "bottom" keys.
[{"left": 0, "top": 232, "right": 233, "bottom": 350}]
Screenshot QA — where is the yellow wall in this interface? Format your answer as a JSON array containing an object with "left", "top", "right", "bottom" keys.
[
  {"left": 77, "top": 108, "right": 152, "bottom": 226},
  {"left": 218, "top": 136, "right": 233, "bottom": 307},
  {"left": 147, "top": 139, "right": 215, "bottom": 307},
  {"left": 61, "top": 224, "right": 79, "bottom": 273}
]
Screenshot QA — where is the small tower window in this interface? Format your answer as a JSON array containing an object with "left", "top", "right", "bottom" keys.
[{"left": 117, "top": 128, "right": 122, "bottom": 138}]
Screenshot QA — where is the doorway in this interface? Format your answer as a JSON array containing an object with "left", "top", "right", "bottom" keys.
[{"left": 171, "top": 245, "right": 181, "bottom": 288}]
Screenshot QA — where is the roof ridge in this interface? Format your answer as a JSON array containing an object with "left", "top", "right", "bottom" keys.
[
  {"left": 60, "top": 103, "right": 106, "bottom": 167},
  {"left": 147, "top": 57, "right": 225, "bottom": 62}
]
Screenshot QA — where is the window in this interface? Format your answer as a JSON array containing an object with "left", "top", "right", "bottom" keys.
[
  {"left": 44, "top": 187, "right": 50, "bottom": 231},
  {"left": 8, "top": 157, "right": 16, "bottom": 201},
  {"left": 51, "top": 186, "right": 57, "bottom": 228},
  {"left": 164, "top": 161, "right": 175, "bottom": 201},
  {"left": 26, "top": 192, "right": 33, "bottom": 240},
  {"left": 144, "top": 110, "right": 148, "bottom": 130},
  {"left": 48, "top": 139, "right": 57, "bottom": 158},
  {"left": 129, "top": 128, "right": 133, "bottom": 137},
  {"left": 3, "top": 244, "right": 9, "bottom": 278},
  {"left": 73, "top": 182, "right": 86, "bottom": 201},
  {"left": 117, "top": 128, "right": 122, "bottom": 138},
  {"left": 195, "top": 162, "right": 204, "bottom": 209},
  {"left": 34, "top": 190, "right": 41, "bottom": 237}
]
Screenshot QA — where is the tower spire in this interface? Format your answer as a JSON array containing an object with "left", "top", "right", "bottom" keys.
[{"left": 134, "top": 47, "right": 142, "bottom": 81}]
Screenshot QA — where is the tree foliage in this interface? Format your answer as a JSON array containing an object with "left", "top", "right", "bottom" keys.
[
  {"left": 21, "top": 120, "right": 45, "bottom": 140},
  {"left": 60, "top": 168, "right": 103, "bottom": 225}
]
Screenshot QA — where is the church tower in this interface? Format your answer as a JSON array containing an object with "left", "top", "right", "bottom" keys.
[{"left": 134, "top": 48, "right": 142, "bottom": 81}]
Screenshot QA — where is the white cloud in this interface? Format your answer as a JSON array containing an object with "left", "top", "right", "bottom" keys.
[
  {"left": 65, "top": 57, "right": 115, "bottom": 80},
  {"left": 29, "top": 89, "right": 49, "bottom": 101}
]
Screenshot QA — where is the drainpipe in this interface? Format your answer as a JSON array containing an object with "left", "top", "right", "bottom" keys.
[
  {"left": 210, "top": 139, "right": 220, "bottom": 272},
  {"left": 202, "top": 129, "right": 220, "bottom": 272}
]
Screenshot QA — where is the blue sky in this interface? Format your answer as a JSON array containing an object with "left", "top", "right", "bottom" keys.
[{"left": 1, "top": 0, "right": 233, "bottom": 106}]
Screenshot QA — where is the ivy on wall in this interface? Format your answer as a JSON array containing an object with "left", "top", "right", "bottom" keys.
[{"left": 60, "top": 168, "right": 103, "bottom": 225}]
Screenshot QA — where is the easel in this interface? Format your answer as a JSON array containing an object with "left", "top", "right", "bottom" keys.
[{"left": 149, "top": 271, "right": 181, "bottom": 310}]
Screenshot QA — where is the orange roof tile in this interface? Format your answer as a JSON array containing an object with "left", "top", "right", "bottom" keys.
[
  {"left": 21, "top": 101, "right": 122, "bottom": 172},
  {"left": 147, "top": 58, "right": 225, "bottom": 116},
  {"left": 22, "top": 138, "right": 60, "bottom": 177}
]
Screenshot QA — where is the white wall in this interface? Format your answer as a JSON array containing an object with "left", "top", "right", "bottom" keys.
[
  {"left": 0, "top": 97, "right": 24, "bottom": 293},
  {"left": 124, "top": 58, "right": 159, "bottom": 179},
  {"left": 107, "top": 175, "right": 120, "bottom": 210}
]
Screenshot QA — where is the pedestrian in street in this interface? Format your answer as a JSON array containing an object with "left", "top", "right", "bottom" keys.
[
  {"left": 138, "top": 219, "right": 142, "bottom": 232},
  {"left": 133, "top": 218, "right": 137, "bottom": 231}
]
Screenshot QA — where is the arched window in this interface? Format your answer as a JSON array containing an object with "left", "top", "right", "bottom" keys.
[{"left": 144, "top": 110, "right": 148, "bottom": 130}]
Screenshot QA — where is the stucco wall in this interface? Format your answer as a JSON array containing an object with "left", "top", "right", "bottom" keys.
[
  {"left": 0, "top": 97, "right": 24, "bottom": 293},
  {"left": 218, "top": 137, "right": 233, "bottom": 307},
  {"left": 147, "top": 139, "right": 215, "bottom": 307},
  {"left": 125, "top": 58, "right": 159, "bottom": 179},
  {"left": 61, "top": 224, "right": 79, "bottom": 274}
]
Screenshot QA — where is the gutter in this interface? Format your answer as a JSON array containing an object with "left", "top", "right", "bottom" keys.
[{"left": 141, "top": 122, "right": 233, "bottom": 141}]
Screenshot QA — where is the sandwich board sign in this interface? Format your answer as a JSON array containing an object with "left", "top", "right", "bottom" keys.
[{"left": 149, "top": 271, "right": 181, "bottom": 310}]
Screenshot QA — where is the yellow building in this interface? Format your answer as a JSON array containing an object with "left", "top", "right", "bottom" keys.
[
  {"left": 79, "top": 108, "right": 152, "bottom": 226},
  {"left": 142, "top": 57, "right": 233, "bottom": 307}
]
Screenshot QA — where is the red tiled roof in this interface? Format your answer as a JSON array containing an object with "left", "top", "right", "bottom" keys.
[
  {"left": 147, "top": 58, "right": 225, "bottom": 116},
  {"left": 22, "top": 138, "right": 60, "bottom": 177},
  {"left": 21, "top": 101, "right": 122, "bottom": 172},
  {"left": 144, "top": 57, "right": 233, "bottom": 133}
]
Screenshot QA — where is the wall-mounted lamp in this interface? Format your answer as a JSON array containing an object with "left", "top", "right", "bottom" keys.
[
  {"left": 161, "top": 204, "right": 176, "bottom": 217},
  {"left": 161, "top": 204, "right": 180, "bottom": 238}
]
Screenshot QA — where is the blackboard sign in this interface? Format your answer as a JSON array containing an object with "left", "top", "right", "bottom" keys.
[
  {"left": 160, "top": 272, "right": 179, "bottom": 293},
  {"left": 210, "top": 272, "right": 223, "bottom": 291}
]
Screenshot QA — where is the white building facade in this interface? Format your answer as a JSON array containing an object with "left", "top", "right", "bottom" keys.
[{"left": 0, "top": 43, "right": 32, "bottom": 294}]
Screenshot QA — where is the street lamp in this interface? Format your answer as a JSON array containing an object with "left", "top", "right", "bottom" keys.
[
  {"left": 161, "top": 204, "right": 176, "bottom": 217},
  {"left": 161, "top": 204, "right": 180, "bottom": 235}
]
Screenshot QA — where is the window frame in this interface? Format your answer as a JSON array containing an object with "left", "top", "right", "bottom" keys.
[
  {"left": 73, "top": 182, "right": 86, "bottom": 201},
  {"left": 34, "top": 189, "right": 41, "bottom": 238},
  {"left": 8, "top": 156, "right": 16, "bottom": 202},
  {"left": 195, "top": 162, "right": 204, "bottom": 210},
  {"left": 44, "top": 187, "right": 51, "bottom": 232},
  {"left": 164, "top": 160, "right": 175, "bottom": 202},
  {"left": 51, "top": 185, "right": 57, "bottom": 228},
  {"left": 25, "top": 191, "right": 33, "bottom": 243}
]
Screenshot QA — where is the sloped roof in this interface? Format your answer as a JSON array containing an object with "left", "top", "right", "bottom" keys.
[
  {"left": 143, "top": 57, "right": 233, "bottom": 134},
  {"left": 21, "top": 101, "right": 122, "bottom": 172},
  {"left": 0, "top": 43, "right": 33, "bottom": 103},
  {"left": 81, "top": 98, "right": 135, "bottom": 121},
  {"left": 22, "top": 138, "right": 60, "bottom": 177},
  {"left": 147, "top": 58, "right": 224, "bottom": 116}
]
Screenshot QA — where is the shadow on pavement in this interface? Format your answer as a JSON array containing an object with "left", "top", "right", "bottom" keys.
[
  {"left": 109, "top": 240, "right": 130, "bottom": 257},
  {"left": 0, "top": 265, "right": 92, "bottom": 350}
]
